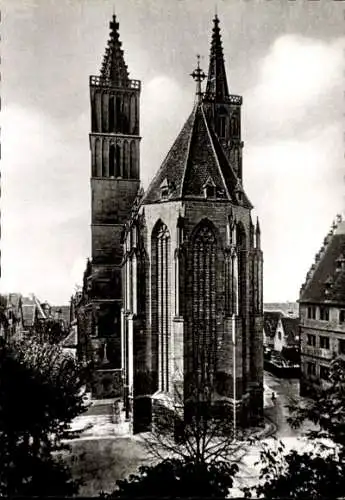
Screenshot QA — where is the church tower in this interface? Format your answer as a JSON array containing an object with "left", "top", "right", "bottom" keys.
[
  {"left": 203, "top": 15, "right": 243, "bottom": 180},
  {"left": 83, "top": 15, "right": 141, "bottom": 395},
  {"left": 122, "top": 15, "right": 263, "bottom": 431}
]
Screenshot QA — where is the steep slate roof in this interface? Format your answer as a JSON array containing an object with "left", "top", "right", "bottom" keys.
[
  {"left": 281, "top": 317, "right": 299, "bottom": 347},
  {"left": 21, "top": 296, "right": 36, "bottom": 327},
  {"left": 142, "top": 103, "right": 251, "bottom": 207},
  {"left": 300, "top": 221, "right": 345, "bottom": 304},
  {"left": 263, "top": 311, "right": 282, "bottom": 339}
]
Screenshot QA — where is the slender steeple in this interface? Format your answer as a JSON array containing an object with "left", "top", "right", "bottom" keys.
[
  {"left": 205, "top": 15, "right": 229, "bottom": 101},
  {"left": 100, "top": 14, "right": 130, "bottom": 86}
]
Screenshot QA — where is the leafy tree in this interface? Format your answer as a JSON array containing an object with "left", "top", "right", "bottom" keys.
[
  {"left": 0, "top": 337, "right": 90, "bottom": 496},
  {"left": 105, "top": 458, "right": 238, "bottom": 499},
  {"left": 246, "top": 356, "right": 345, "bottom": 498}
]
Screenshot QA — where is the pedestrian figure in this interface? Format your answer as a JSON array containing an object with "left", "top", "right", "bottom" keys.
[
  {"left": 112, "top": 400, "right": 121, "bottom": 424},
  {"left": 271, "top": 391, "right": 276, "bottom": 402}
]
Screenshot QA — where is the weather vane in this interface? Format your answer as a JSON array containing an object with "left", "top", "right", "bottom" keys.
[{"left": 190, "top": 54, "right": 206, "bottom": 102}]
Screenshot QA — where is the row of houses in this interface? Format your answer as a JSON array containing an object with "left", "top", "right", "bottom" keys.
[
  {"left": 263, "top": 310, "right": 299, "bottom": 355},
  {"left": 0, "top": 293, "right": 72, "bottom": 347}
]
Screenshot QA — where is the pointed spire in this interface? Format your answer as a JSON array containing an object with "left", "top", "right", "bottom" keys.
[
  {"left": 255, "top": 217, "right": 261, "bottom": 249},
  {"left": 100, "top": 14, "right": 130, "bottom": 87},
  {"left": 256, "top": 216, "right": 261, "bottom": 235},
  {"left": 205, "top": 15, "right": 230, "bottom": 101}
]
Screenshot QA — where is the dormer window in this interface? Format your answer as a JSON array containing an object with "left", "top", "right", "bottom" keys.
[
  {"left": 203, "top": 177, "right": 216, "bottom": 199},
  {"left": 161, "top": 186, "right": 169, "bottom": 199},
  {"left": 336, "top": 254, "right": 345, "bottom": 271},
  {"left": 159, "top": 178, "right": 169, "bottom": 200}
]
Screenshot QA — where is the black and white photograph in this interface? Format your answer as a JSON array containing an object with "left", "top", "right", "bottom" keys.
[{"left": 0, "top": 0, "right": 345, "bottom": 497}]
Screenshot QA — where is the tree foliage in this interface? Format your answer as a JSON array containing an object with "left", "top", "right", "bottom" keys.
[
  {"left": 0, "top": 337, "right": 89, "bottom": 496},
  {"left": 247, "top": 356, "right": 345, "bottom": 498},
  {"left": 104, "top": 458, "right": 238, "bottom": 499}
]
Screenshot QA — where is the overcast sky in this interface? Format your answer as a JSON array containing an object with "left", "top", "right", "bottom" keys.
[{"left": 1, "top": 0, "right": 344, "bottom": 305}]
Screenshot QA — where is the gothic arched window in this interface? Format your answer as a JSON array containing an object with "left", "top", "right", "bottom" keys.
[
  {"left": 94, "top": 138, "right": 101, "bottom": 177},
  {"left": 130, "top": 94, "right": 136, "bottom": 135},
  {"left": 102, "top": 140, "right": 107, "bottom": 177},
  {"left": 191, "top": 222, "right": 217, "bottom": 382},
  {"left": 109, "top": 144, "right": 115, "bottom": 177},
  {"left": 152, "top": 222, "right": 171, "bottom": 392},
  {"left": 130, "top": 141, "right": 136, "bottom": 178},
  {"left": 109, "top": 95, "right": 115, "bottom": 133},
  {"left": 123, "top": 141, "right": 129, "bottom": 178},
  {"left": 116, "top": 97, "right": 122, "bottom": 132},
  {"left": 218, "top": 115, "right": 227, "bottom": 139},
  {"left": 116, "top": 144, "right": 121, "bottom": 177}
]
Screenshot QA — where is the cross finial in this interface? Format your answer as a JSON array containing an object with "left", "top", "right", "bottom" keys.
[{"left": 190, "top": 54, "right": 206, "bottom": 102}]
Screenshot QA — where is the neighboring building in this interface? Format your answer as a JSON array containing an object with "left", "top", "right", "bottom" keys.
[
  {"left": 299, "top": 214, "right": 345, "bottom": 394},
  {"left": 0, "top": 293, "right": 70, "bottom": 343},
  {"left": 78, "top": 14, "right": 264, "bottom": 431},
  {"left": 264, "top": 302, "right": 299, "bottom": 317},
  {"left": 273, "top": 316, "right": 299, "bottom": 353},
  {"left": 263, "top": 311, "right": 282, "bottom": 349}
]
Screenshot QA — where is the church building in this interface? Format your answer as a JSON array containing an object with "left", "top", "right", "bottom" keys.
[{"left": 79, "top": 14, "right": 264, "bottom": 431}]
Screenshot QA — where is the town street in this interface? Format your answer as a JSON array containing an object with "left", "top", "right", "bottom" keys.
[{"left": 68, "top": 372, "right": 318, "bottom": 496}]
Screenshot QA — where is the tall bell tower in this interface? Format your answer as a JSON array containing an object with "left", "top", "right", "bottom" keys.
[{"left": 87, "top": 15, "right": 141, "bottom": 377}]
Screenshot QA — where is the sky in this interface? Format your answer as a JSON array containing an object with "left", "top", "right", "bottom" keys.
[{"left": 1, "top": 0, "right": 344, "bottom": 305}]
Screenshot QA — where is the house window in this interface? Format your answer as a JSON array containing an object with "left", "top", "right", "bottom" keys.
[
  {"left": 319, "top": 335, "right": 330, "bottom": 349},
  {"left": 307, "top": 306, "right": 316, "bottom": 319},
  {"left": 306, "top": 362, "right": 316, "bottom": 377},
  {"left": 320, "top": 365, "right": 329, "bottom": 380},
  {"left": 339, "top": 339, "right": 345, "bottom": 355},
  {"left": 307, "top": 334, "right": 316, "bottom": 347},
  {"left": 320, "top": 307, "right": 329, "bottom": 321},
  {"left": 339, "top": 310, "right": 345, "bottom": 323}
]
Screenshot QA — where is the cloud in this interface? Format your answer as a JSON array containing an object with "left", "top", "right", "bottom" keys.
[
  {"left": 245, "top": 123, "right": 344, "bottom": 302},
  {"left": 244, "top": 34, "right": 345, "bottom": 140}
]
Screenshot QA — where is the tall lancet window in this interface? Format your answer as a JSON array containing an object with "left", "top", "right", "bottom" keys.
[
  {"left": 109, "top": 144, "right": 115, "bottom": 177},
  {"left": 191, "top": 222, "right": 217, "bottom": 384},
  {"left": 109, "top": 95, "right": 115, "bottom": 133},
  {"left": 152, "top": 222, "right": 171, "bottom": 392},
  {"left": 236, "top": 223, "right": 246, "bottom": 316}
]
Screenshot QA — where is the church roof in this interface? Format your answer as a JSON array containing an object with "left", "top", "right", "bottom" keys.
[
  {"left": 142, "top": 102, "right": 251, "bottom": 207},
  {"left": 300, "top": 219, "right": 345, "bottom": 305}
]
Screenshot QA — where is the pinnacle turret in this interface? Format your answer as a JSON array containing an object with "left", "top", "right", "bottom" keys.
[
  {"left": 100, "top": 15, "right": 130, "bottom": 86},
  {"left": 205, "top": 15, "right": 230, "bottom": 101}
]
